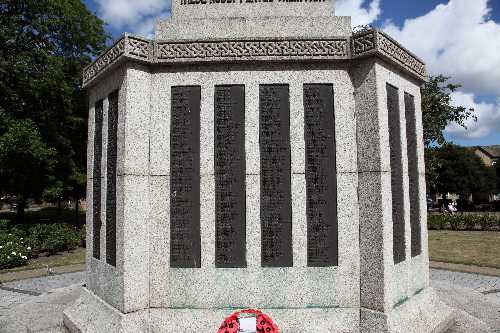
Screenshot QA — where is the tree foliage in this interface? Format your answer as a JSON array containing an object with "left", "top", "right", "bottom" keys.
[
  {"left": 496, "top": 162, "right": 500, "bottom": 193},
  {"left": 0, "top": 114, "right": 56, "bottom": 197},
  {"left": 0, "top": 1, "right": 107, "bottom": 216},
  {"left": 426, "top": 144, "right": 496, "bottom": 199},
  {"left": 421, "top": 75, "right": 475, "bottom": 147}
]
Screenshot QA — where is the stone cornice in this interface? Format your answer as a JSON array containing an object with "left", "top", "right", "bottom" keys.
[
  {"left": 83, "top": 29, "right": 426, "bottom": 88},
  {"left": 83, "top": 34, "right": 153, "bottom": 87},
  {"left": 352, "top": 28, "right": 426, "bottom": 80}
]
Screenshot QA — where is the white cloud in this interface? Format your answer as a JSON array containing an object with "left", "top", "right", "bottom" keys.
[
  {"left": 336, "top": 0, "right": 381, "bottom": 27},
  {"left": 446, "top": 92, "right": 500, "bottom": 140},
  {"left": 383, "top": 0, "right": 500, "bottom": 97},
  {"left": 383, "top": 0, "right": 500, "bottom": 140},
  {"left": 92, "top": 0, "right": 170, "bottom": 37}
]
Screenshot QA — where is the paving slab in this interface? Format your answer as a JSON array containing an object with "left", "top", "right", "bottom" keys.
[
  {"left": 0, "top": 285, "right": 80, "bottom": 333},
  {"left": 0, "top": 264, "right": 85, "bottom": 284},
  {"left": 431, "top": 268, "right": 500, "bottom": 303},
  {"left": 430, "top": 261, "right": 500, "bottom": 278},
  {"left": 1, "top": 271, "right": 85, "bottom": 295}
]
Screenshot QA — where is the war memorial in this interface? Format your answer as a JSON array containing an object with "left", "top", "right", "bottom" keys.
[{"left": 63, "top": 0, "right": 456, "bottom": 331}]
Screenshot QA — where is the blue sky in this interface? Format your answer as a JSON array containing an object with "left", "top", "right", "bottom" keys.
[{"left": 83, "top": 0, "right": 500, "bottom": 147}]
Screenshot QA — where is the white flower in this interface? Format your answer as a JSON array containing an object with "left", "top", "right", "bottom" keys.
[
  {"left": 22, "top": 256, "right": 27, "bottom": 260},
  {"left": 27, "top": 247, "right": 31, "bottom": 250},
  {"left": 11, "top": 251, "right": 16, "bottom": 255},
  {"left": 7, "top": 256, "right": 10, "bottom": 259},
  {"left": 0, "top": 246, "right": 3, "bottom": 249}
]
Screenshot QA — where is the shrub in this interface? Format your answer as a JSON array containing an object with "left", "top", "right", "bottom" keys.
[
  {"left": 428, "top": 213, "right": 499, "bottom": 231},
  {"left": 477, "top": 214, "right": 497, "bottom": 231},
  {"left": 78, "top": 225, "right": 86, "bottom": 248},
  {"left": 462, "top": 215, "right": 477, "bottom": 231},
  {"left": 428, "top": 215, "right": 446, "bottom": 230},
  {"left": 0, "top": 232, "right": 32, "bottom": 269},
  {"left": 27, "top": 224, "right": 81, "bottom": 255},
  {"left": 448, "top": 215, "right": 464, "bottom": 231},
  {"left": 0, "top": 219, "right": 10, "bottom": 230}
]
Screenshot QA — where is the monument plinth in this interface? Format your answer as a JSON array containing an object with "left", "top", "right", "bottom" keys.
[{"left": 64, "top": 0, "right": 455, "bottom": 331}]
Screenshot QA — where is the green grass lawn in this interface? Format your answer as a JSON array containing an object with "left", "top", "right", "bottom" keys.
[{"left": 429, "top": 230, "right": 500, "bottom": 269}]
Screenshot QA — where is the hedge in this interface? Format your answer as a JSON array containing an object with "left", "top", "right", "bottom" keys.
[{"left": 428, "top": 214, "right": 500, "bottom": 231}]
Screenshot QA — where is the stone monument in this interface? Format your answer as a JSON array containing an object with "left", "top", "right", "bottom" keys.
[{"left": 63, "top": 0, "right": 455, "bottom": 331}]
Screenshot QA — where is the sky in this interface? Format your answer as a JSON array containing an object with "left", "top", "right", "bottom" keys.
[{"left": 83, "top": 0, "right": 500, "bottom": 147}]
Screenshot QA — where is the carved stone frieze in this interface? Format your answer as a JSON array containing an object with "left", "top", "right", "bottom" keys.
[
  {"left": 83, "top": 35, "right": 151, "bottom": 86},
  {"left": 82, "top": 30, "right": 426, "bottom": 87},
  {"left": 352, "top": 29, "right": 426, "bottom": 80},
  {"left": 376, "top": 32, "right": 426, "bottom": 80},
  {"left": 156, "top": 39, "right": 350, "bottom": 61},
  {"left": 83, "top": 38, "right": 125, "bottom": 85},
  {"left": 352, "top": 32, "right": 376, "bottom": 56},
  {"left": 126, "top": 37, "right": 150, "bottom": 59}
]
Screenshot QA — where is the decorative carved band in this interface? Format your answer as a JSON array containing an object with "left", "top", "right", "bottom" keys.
[
  {"left": 352, "top": 29, "right": 426, "bottom": 79},
  {"left": 377, "top": 33, "right": 426, "bottom": 79},
  {"left": 352, "top": 32, "right": 376, "bottom": 55},
  {"left": 156, "top": 39, "right": 349, "bottom": 61},
  {"left": 83, "top": 39, "right": 125, "bottom": 85},
  {"left": 83, "top": 35, "right": 151, "bottom": 85},
  {"left": 127, "top": 38, "right": 150, "bottom": 59},
  {"left": 83, "top": 29, "right": 426, "bottom": 87}
]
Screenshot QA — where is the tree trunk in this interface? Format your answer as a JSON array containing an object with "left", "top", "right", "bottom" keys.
[{"left": 16, "top": 196, "right": 26, "bottom": 223}]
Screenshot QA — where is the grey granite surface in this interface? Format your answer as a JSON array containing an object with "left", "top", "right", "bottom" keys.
[{"left": 1, "top": 270, "right": 499, "bottom": 332}]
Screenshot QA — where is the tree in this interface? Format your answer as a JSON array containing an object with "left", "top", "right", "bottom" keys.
[
  {"left": 421, "top": 75, "right": 475, "bottom": 147},
  {"left": 0, "top": 1, "right": 107, "bottom": 219},
  {"left": 421, "top": 75, "right": 478, "bottom": 200},
  {"left": 0, "top": 114, "right": 56, "bottom": 221},
  {"left": 424, "top": 147, "right": 441, "bottom": 195},
  {"left": 427, "top": 144, "right": 496, "bottom": 202},
  {"left": 496, "top": 162, "right": 500, "bottom": 194}
]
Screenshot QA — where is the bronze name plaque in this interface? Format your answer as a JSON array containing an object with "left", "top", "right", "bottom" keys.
[
  {"left": 106, "top": 91, "right": 119, "bottom": 267},
  {"left": 215, "top": 85, "right": 247, "bottom": 268},
  {"left": 304, "top": 84, "right": 338, "bottom": 267},
  {"left": 387, "top": 84, "right": 406, "bottom": 264},
  {"left": 259, "top": 84, "right": 292, "bottom": 267},
  {"left": 405, "top": 93, "right": 421, "bottom": 257},
  {"left": 170, "top": 86, "right": 201, "bottom": 268},
  {"left": 93, "top": 100, "right": 103, "bottom": 260}
]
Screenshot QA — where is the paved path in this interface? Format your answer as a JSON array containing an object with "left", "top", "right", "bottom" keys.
[
  {"left": 0, "top": 269, "right": 499, "bottom": 332},
  {"left": 430, "top": 270, "right": 500, "bottom": 332},
  {"left": 431, "top": 269, "right": 500, "bottom": 303}
]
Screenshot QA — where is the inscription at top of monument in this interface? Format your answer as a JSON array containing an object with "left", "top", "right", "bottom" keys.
[{"left": 172, "top": 0, "right": 334, "bottom": 20}]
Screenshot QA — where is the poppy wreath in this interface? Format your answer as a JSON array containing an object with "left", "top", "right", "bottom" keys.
[{"left": 217, "top": 309, "right": 279, "bottom": 333}]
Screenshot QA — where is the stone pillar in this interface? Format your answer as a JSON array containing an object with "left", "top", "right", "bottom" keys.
[{"left": 353, "top": 57, "right": 451, "bottom": 332}]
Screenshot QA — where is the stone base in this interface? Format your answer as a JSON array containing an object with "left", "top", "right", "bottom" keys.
[
  {"left": 64, "top": 288, "right": 359, "bottom": 332},
  {"left": 64, "top": 288, "right": 454, "bottom": 333},
  {"left": 361, "top": 288, "right": 456, "bottom": 333}
]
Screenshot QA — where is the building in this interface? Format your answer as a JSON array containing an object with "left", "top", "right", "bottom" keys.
[
  {"left": 474, "top": 145, "right": 499, "bottom": 202},
  {"left": 474, "top": 145, "right": 500, "bottom": 167}
]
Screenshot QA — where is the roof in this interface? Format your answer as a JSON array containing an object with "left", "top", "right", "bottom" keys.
[{"left": 476, "top": 145, "right": 500, "bottom": 158}]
